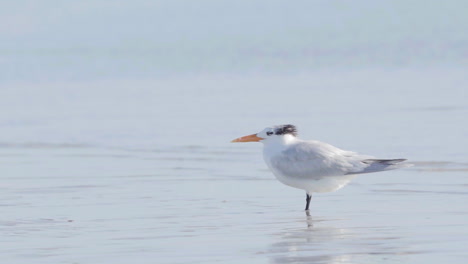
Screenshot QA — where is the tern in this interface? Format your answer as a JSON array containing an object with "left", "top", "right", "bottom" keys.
[{"left": 231, "top": 124, "right": 410, "bottom": 211}]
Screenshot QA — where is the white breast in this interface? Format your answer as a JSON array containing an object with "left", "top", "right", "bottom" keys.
[
  {"left": 264, "top": 156, "right": 356, "bottom": 193},
  {"left": 262, "top": 139, "right": 361, "bottom": 193}
]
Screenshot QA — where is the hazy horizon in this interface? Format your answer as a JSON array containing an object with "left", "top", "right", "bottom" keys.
[{"left": 1, "top": 0, "right": 467, "bottom": 82}]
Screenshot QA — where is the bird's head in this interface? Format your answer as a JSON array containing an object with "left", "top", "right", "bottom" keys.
[{"left": 231, "top": 124, "right": 298, "bottom": 144}]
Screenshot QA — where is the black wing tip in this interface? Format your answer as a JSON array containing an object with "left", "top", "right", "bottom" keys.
[{"left": 363, "top": 159, "right": 407, "bottom": 165}]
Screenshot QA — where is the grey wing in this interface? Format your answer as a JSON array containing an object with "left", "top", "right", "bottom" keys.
[
  {"left": 346, "top": 159, "right": 411, "bottom": 174},
  {"left": 270, "top": 141, "right": 369, "bottom": 179}
]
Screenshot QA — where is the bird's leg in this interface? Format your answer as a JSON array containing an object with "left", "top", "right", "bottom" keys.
[{"left": 305, "top": 193, "right": 312, "bottom": 211}]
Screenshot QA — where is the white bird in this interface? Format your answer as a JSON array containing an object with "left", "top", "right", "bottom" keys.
[{"left": 231, "top": 124, "right": 411, "bottom": 210}]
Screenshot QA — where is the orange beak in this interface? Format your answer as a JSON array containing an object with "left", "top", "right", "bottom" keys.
[{"left": 231, "top": 134, "right": 263, "bottom": 143}]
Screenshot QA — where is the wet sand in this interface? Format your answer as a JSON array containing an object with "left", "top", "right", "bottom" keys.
[
  {"left": 1, "top": 68, "right": 468, "bottom": 263},
  {"left": 2, "top": 1, "right": 468, "bottom": 261},
  {"left": 1, "top": 143, "right": 467, "bottom": 263}
]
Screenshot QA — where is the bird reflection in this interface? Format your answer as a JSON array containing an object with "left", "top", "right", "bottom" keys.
[
  {"left": 268, "top": 212, "right": 353, "bottom": 264},
  {"left": 268, "top": 211, "right": 410, "bottom": 264},
  {"left": 305, "top": 210, "right": 313, "bottom": 229}
]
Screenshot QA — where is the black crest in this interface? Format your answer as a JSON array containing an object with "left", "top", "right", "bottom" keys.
[{"left": 274, "top": 124, "right": 298, "bottom": 137}]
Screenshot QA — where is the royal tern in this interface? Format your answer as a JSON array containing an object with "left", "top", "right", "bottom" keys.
[{"left": 231, "top": 124, "right": 410, "bottom": 210}]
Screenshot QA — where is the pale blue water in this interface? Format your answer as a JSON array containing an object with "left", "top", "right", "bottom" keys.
[
  {"left": 1, "top": 1, "right": 468, "bottom": 263},
  {"left": 1, "top": 0, "right": 467, "bottom": 81}
]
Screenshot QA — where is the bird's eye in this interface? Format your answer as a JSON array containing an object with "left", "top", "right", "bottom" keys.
[{"left": 266, "top": 131, "right": 273, "bottom": 136}]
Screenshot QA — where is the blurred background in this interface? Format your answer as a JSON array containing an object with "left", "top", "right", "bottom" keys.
[
  {"left": 1, "top": 1, "right": 467, "bottom": 263},
  {"left": 1, "top": 0, "right": 467, "bottom": 154}
]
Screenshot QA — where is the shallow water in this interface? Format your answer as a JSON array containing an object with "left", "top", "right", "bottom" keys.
[
  {"left": 2, "top": 1, "right": 468, "bottom": 262},
  {"left": 1, "top": 143, "right": 468, "bottom": 263},
  {"left": 1, "top": 69, "right": 468, "bottom": 263}
]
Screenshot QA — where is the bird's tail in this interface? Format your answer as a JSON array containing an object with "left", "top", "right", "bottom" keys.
[{"left": 349, "top": 159, "right": 412, "bottom": 175}]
